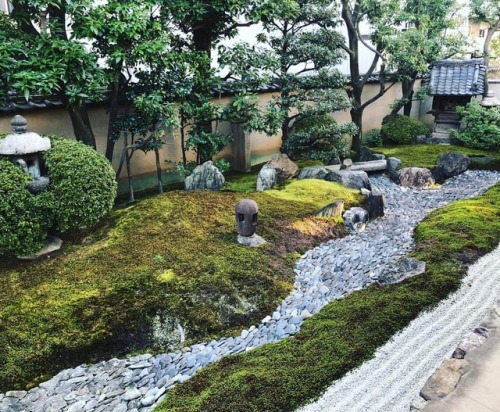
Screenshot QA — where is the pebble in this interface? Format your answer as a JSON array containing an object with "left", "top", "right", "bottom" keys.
[{"left": 1, "top": 170, "right": 498, "bottom": 412}]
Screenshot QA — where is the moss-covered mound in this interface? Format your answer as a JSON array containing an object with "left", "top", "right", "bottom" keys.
[
  {"left": 373, "top": 145, "right": 500, "bottom": 170},
  {"left": 156, "top": 184, "right": 500, "bottom": 412},
  {"left": 0, "top": 180, "right": 360, "bottom": 391}
]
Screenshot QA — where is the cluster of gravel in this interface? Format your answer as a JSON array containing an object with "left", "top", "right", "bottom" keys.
[{"left": 1, "top": 170, "right": 498, "bottom": 412}]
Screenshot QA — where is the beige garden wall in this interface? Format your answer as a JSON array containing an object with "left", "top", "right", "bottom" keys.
[{"left": 1, "top": 78, "right": 480, "bottom": 193}]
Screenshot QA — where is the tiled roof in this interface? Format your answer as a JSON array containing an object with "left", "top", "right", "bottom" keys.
[
  {"left": 0, "top": 93, "right": 65, "bottom": 113},
  {"left": 429, "top": 59, "right": 485, "bottom": 96},
  {"left": 0, "top": 72, "right": 423, "bottom": 113}
]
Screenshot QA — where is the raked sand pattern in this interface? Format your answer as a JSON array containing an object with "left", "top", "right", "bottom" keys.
[{"left": 1, "top": 170, "right": 499, "bottom": 412}]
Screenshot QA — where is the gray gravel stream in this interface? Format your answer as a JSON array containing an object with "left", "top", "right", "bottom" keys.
[{"left": 1, "top": 170, "right": 499, "bottom": 412}]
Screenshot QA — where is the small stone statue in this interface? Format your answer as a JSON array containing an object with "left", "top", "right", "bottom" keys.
[
  {"left": 235, "top": 199, "right": 266, "bottom": 247},
  {"left": 235, "top": 199, "right": 259, "bottom": 237}
]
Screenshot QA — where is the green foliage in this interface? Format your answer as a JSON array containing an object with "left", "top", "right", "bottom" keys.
[
  {"left": 362, "top": 129, "right": 383, "bottom": 147},
  {"left": 43, "top": 136, "right": 117, "bottom": 232},
  {"left": 283, "top": 115, "right": 353, "bottom": 163},
  {"left": 381, "top": 115, "right": 430, "bottom": 145},
  {"left": 451, "top": 100, "right": 500, "bottom": 150},
  {"left": 156, "top": 184, "right": 500, "bottom": 412},
  {"left": 0, "top": 7, "right": 106, "bottom": 106},
  {"left": 221, "top": 0, "right": 352, "bottom": 147},
  {"left": 0, "top": 159, "right": 52, "bottom": 256}
]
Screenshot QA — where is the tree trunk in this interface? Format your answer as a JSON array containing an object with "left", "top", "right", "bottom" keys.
[
  {"left": 342, "top": 0, "right": 362, "bottom": 151},
  {"left": 155, "top": 148, "right": 163, "bottom": 194},
  {"left": 387, "top": 77, "right": 416, "bottom": 122},
  {"left": 105, "top": 80, "right": 120, "bottom": 162},
  {"left": 350, "top": 105, "right": 363, "bottom": 150},
  {"left": 193, "top": 25, "right": 214, "bottom": 164},
  {"left": 67, "top": 103, "right": 97, "bottom": 148}
]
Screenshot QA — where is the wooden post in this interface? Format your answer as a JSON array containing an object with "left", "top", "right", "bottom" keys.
[{"left": 230, "top": 122, "right": 251, "bottom": 172}]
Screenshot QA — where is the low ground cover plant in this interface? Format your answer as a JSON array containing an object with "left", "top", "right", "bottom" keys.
[
  {"left": 373, "top": 144, "right": 500, "bottom": 170},
  {"left": 0, "top": 177, "right": 360, "bottom": 391},
  {"left": 156, "top": 184, "right": 500, "bottom": 412}
]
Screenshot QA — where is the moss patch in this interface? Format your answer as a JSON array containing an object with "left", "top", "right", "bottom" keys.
[
  {"left": 372, "top": 145, "right": 500, "bottom": 169},
  {"left": 0, "top": 180, "right": 359, "bottom": 391},
  {"left": 156, "top": 184, "right": 500, "bottom": 412}
]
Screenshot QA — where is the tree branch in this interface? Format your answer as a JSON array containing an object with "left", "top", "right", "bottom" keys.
[{"left": 360, "top": 81, "right": 396, "bottom": 110}]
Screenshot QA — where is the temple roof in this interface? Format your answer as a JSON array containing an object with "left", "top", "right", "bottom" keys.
[{"left": 429, "top": 59, "right": 485, "bottom": 96}]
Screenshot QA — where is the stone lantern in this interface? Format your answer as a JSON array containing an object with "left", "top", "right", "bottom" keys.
[
  {"left": 480, "top": 91, "right": 500, "bottom": 108},
  {"left": 235, "top": 199, "right": 266, "bottom": 247},
  {"left": 0, "top": 115, "right": 51, "bottom": 193}
]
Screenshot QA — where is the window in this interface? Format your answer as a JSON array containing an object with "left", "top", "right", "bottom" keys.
[{"left": 479, "top": 29, "right": 486, "bottom": 38}]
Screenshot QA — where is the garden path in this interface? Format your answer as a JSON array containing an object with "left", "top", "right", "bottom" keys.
[{"left": 1, "top": 170, "right": 499, "bottom": 412}]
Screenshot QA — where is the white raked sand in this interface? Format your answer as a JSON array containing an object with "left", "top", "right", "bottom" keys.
[{"left": 297, "top": 244, "right": 500, "bottom": 412}]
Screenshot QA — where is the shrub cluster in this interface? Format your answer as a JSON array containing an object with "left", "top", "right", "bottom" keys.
[
  {"left": 284, "top": 115, "right": 354, "bottom": 164},
  {"left": 362, "top": 128, "right": 383, "bottom": 147},
  {"left": 0, "top": 136, "right": 117, "bottom": 256},
  {"left": 381, "top": 115, "right": 430, "bottom": 145},
  {"left": 451, "top": 99, "right": 500, "bottom": 150},
  {"left": 0, "top": 159, "right": 52, "bottom": 256}
]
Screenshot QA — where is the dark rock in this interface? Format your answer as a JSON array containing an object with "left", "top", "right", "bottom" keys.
[
  {"left": 433, "top": 153, "right": 471, "bottom": 184},
  {"left": 315, "top": 200, "right": 344, "bottom": 217},
  {"left": 399, "top": 167, "right": 434, "bottom": 188},
  {"left": 263, "top": 154, "right": 299, "bottom": 182},
  {"left": 365, "top": 189, "right": 385, "bottom": 220},
  {"left": 185, "top": 161, "right": 225, "bottom": 191},
  {"left": 325, "top": 170, "right": 371, "bottom": 190},
  {"left": 256, "top": 166, "right": 277, "bottom": 192},
  {"left": 416, "top": 134, "right": 428, "bottom": 144},
  {"left": 371, "top": 153, "right": 385, "bottom": 160},
  {"left": 325, "top": 155, "right": 341, "bottom": 166},
  {"left": 298, "top": 166, "right": 328, "bottom": 180},
  {"left": 386, "top": 157, "right": 402, "bottom": 182},
  {"left": 343, "top": 207, "right": 369, "bottom": 233},
  {"left": 354, "top": 146, "right": 373, "bottom": 162},
  {"left": 451, "top": 348, "right": 466, "bottom": 359}
]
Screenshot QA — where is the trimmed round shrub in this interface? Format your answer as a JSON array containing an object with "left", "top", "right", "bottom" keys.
[
  {"left": 44, "top": 136, "right": 117, "bottom": 232},
  {"left": 0, "top": 158, "right": 53, "bottom": 256},
  {"left": 381, "top": 115, "right": 430, "bottom": 145}
]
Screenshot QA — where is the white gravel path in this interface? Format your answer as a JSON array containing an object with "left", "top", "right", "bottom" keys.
[{"left": 297, "top": 244, "right": 500, "bottom": 412}]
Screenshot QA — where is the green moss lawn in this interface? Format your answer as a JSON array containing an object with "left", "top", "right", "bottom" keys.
[
  {"left": 156, "top": 184, "right": 500, "bottom": 412},
  {"left": 0, "top": 178, "right": 360, "bottom": 391},
  {"left": 373, "top": 144, "right": 500, "bottom": 169}
]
